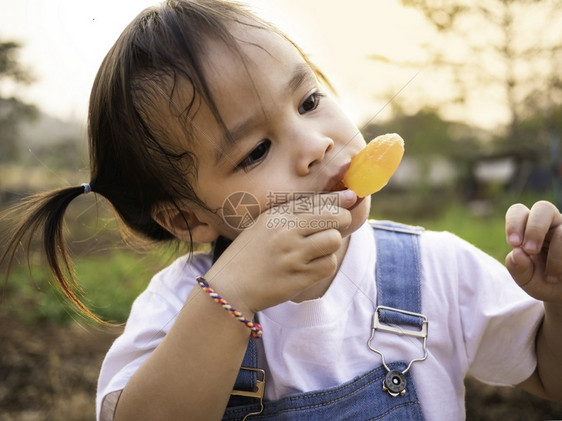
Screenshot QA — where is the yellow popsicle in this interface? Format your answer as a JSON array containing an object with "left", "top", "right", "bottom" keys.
[{"left": 342, "top": 133, "right": 404, "bottom": 197}]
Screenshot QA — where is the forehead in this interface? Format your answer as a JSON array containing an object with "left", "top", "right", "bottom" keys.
[
  {"left": 187, "top": 24, "right": 314, "bottom": 154},
  {"left": 204, "top": 24, "right": 307, "bottom": 101}
]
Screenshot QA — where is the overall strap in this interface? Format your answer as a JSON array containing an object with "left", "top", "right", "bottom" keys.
[
  {"left": 371, "top": 221, "right": 424, "bottom": 327},
  {"left": 369, "top": 220, "right": 428, "bottom": 394},
  {"left": 233, "top": 340, "right": 259, "bottom": 392}
]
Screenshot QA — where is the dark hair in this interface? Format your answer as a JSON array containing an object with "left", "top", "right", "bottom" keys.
[{"left": 1, "top": 0, "right": 332, "bottom": 323}]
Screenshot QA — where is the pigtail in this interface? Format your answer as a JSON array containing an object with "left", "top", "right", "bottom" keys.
[{"left": 1, "top": 185, "right": 106, "bottom": 324}]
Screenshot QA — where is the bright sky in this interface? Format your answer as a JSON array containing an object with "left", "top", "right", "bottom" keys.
[{"left": 0, "top": 0, "right": 506, "bottom": 128}]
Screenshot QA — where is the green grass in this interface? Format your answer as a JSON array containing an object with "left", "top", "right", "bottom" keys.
[
  {"left": 408, "top": 201, "right": 510, "bottom": 262},
  {"left": 3, "top": 249, "right": 173, "bottom": 325},
  {"left": 373, "top": 191, "right": 555, "bottom": 262}
]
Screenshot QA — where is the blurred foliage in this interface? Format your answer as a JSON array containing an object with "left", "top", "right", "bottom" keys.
[
  {"left": 29, "top": 136, "right": 88, "bottom": 171},
  {"left": 399, "top": 0, "right": 562, "bottom": 119},
  {"left": 0, "top": 197, "right": 187, "bottom": 325},
  {"left": 363, "top": 101, "right": 560, "bottom": 217},
  {"left": 4, "top": 251, "right": 162, "bottom": 324},
  {"left": 0, "top": 41, "right": 34, "bottom": 85},
  {"left": 364, "top": 106, "right": 483, "bottom": 195},
  {"left": 396, "top": 0, "right": 562, "bottom": 190},
  {"left": 0, "top": 40, "right": 38, "bottom": 162},
  {"left": 364, "top": 106, "right": 463, "bottom": 158},
  {"left": 0, "top": 97, "right": 38, "bottom": 161}
]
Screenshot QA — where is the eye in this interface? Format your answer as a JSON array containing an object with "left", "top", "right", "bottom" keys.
[
  {"left": 237, "top": 140, "right": 271, "bottom": 170},
  {"left": 299, "top": 92, "right": 324, "bottom": 114}
]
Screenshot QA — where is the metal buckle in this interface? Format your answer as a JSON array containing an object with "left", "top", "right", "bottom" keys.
[
  {"left": 231, "top": 367, "right": 265, "bottom": 420},
  {"left": 368, "top": 306, "right": 428, "bottom": 396},
  {"left": 372, "top": 305, "right": 428, "bottom": 338}
]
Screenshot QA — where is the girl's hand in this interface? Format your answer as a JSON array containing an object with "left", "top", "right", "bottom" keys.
[
  {"left": 205, "top": 190, "right": 357, "bottom": 314},
  {"left": 505, "top": 200, "right": 562, "bottom": 304}
]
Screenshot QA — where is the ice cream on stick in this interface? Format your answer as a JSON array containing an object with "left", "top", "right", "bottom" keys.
[{"left": 342, "top": 133, "right": 404, "bottom": 197}]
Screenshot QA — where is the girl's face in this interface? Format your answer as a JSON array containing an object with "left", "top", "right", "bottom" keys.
[{"left": 184, "top": 24, "right": 370, "bottom": 240}]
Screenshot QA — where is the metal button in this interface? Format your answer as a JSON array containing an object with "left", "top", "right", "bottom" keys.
[{"left": 382, "top": 370, "right": 407, "bottom": 396}]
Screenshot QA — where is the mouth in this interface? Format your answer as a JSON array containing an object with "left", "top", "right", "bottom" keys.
[
  {"left": 322, "top": 163, "right": 366, "bottom": 211},
  {"left": 323, "top": 163, "right": 350, "bottom": 193}
]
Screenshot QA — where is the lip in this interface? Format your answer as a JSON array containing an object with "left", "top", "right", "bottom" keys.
[{"left": 322, "top": 162, "right": 351, "bottom": 192}]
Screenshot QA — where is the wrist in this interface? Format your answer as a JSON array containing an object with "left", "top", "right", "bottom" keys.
[
  {"left": 197, "top": 275, "right": 262, "bottom": 339},
  {"left": 205, "top": 277, "right": 254, "bottom": 318}
]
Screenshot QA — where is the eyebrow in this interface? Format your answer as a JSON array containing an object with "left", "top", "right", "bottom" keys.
[
  {"left": 214, "top": 63, "right": 316, "bottom": 164},
  {"left": 288, "top": 63, "right": 316, "bottom": 93}
]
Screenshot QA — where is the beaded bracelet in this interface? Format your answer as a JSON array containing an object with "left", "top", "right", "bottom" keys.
[{"left": 196, "top": 276, "right": 263, "bottom": 339}]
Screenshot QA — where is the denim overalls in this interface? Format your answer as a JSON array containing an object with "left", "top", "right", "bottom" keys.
[{"left": 214, "top": 222, "right": 427, "bottom": 421}]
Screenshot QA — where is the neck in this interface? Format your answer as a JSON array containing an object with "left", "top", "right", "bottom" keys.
[{"left": 291, "top": 234, "right": 351, "bottom": 303}]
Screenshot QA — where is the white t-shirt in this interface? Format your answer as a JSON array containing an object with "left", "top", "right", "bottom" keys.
[{"left": 96, "top": 220, "right": 543, "bottom": 420}]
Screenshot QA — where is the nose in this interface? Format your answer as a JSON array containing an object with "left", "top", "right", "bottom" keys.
[{"left": 296, "top": 134, "right": 334, "bottom": 175}]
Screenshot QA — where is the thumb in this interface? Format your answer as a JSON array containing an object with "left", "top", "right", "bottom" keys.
[{"left": 505, "top": 247, "right": 535, "bottom": 288}]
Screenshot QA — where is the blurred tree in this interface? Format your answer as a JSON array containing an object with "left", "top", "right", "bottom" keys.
[
  {"left": 32, "top": 137, "right": 87, "bottom": 171},
  {"left": 395, "top": 0, "right": 562, "bottom": 188},
  {"left": 0, "top": 42, "right": 34, "bottom": 84},
  {"left": 514, "top": 75, "right": 562, "bottom": 200},
  {"left": 363, "top": 106, "right": 483, "bottom": 197},
  {"left": 0, "top": 41, "right": 37, "bottom": 162},
  {"left": 364, "top": 106, "right": 456, "bottom": 159}
]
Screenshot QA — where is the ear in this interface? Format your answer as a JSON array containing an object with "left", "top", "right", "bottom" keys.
[{"left": 152, "top": 205, "right": 220, "bottom": 244}]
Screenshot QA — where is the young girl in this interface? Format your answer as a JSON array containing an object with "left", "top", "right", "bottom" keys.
[{"left": 3, "top": 0, "right": 562, "bottom": 420}]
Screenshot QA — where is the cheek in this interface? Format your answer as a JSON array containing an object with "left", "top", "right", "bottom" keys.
[
  {"left": 213, "top": 189, "right": 266, "bottom": 238},
  {"left": 194, "top": 177, "right": 234, "bottom": 211},
  {"left": 325, "top": 101, "right": 364, "bottom": 143}
]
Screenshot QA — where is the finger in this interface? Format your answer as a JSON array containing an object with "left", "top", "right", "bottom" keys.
[
  {"left": 302, "top": 228, "right": 343, "bottom": 261},
  {"left": 505, "top": 247, "right": 536, "bottom": 288},
  {"left": 292, "top": 190, "right": 357, "bottom": 215},
  {"left": 505, "top": 203, "right": 529, "bottom": 247},
  {"left": 506, "top": 247, "right": 562, "bottom": 303},
  {"left": 291, "top": 208, "right": 351, "bottom": 236},
  {"left": 311, "top": 190, "right": 357, "bottom": 212},
  {"left": 316, "top": 205, "right": 352, "bottom": 231},
  {"left": 545, "top": 225, "right": 562, "bottom": 282},
  {"left": 282, "top": 253, "right": 340, "bottom": 297},
  {"left": 304, "top": 253, "right": 339, "bottom": 281},
  {"left": 522, "top": 201, "right": 561, "bottom": 255}
]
